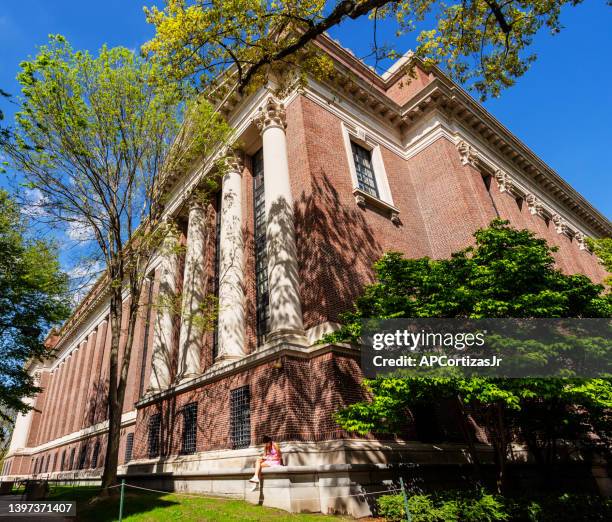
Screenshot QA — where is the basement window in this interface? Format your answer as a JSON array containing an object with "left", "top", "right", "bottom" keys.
[
  {"left": 181, "top": 403, "right": 198, "bottom": 455},
  {"left": 148, "top": 413, "right": 162, "bottom": 458},
  {"left": 125, "top": 433, "right": 134, "bottom": 463},
  {"left": 77, "top": 444, "right": 88, "bottom": 470},
  {"left": 230, "top": 386, "right": 251, "bottom": 449},
  {"left": 91, "top": 441, "right": 100, "bottom": 468},
  {"left": 68, "top": 448, "right": 75, "bottom": 470}
]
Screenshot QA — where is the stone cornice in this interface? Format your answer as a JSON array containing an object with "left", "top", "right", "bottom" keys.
[
  {"left": 454, "top": 137, "right": 591, "bottom": 249},
  {"left": 304, "top": 39, "right": 610, "bottom": 238},
  {"left": 397, "top": 78, "right": 611, "bottom": 238},
  {"left": 135, "top": 341, "right": 359, "bottom": 408}
]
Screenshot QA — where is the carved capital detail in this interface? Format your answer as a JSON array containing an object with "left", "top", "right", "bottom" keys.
[
  {"left": 552, "top": 214, "right": 569, "bottom": 235},
  {"left": 224, "top": 149, "right": 244, "bottom": 175},
  {"left": 525, "top": 194, "right": 544, "bottom": 216},
  {"left": 186, "top": 193, "right": 206, "bottom": 212},
  {"left": 494, "top": 169, "right": 513, "bottom": 194},
  {"left": 457, "top": 140, "right": 478, "bottom": 167},
  {"left": 573, "top": 231, "right": 588, "bottom": 251},
  {"left": 254, "top": 96, "right": 287, "bottom": 133}
]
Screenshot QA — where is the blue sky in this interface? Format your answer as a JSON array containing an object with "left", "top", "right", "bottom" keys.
[{"left": 1, "top": 0, "right": 610, "bottom": 233}]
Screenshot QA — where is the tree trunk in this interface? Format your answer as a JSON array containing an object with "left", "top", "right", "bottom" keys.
[
  {"left": 100, "top": 270, "right": 145, "bottom": 495},
  {"left": 493, "top": 403, "right": 509, "bottom": 494},
  {"left": 100, "top": 284, "right": 123, "bottom": 493},
  {"left": 455, "top": 394, "right": 484, "bottom": 484}
]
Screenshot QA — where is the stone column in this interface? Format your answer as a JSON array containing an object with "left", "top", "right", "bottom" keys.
[
  {"left": 216, "top": 152, "right": 246, "bottom": 360},
  {"left": 148, "top": 226, "right": 179, "bottom": 392},
  {"left": 7, "top": 395, "right": 36, "bottom": 454},
  {"left": 176, "top": 197, "right": 207, "bottom": 381},
  {"left": 254, "top": 97, "right": 304, "bottom": 340}
]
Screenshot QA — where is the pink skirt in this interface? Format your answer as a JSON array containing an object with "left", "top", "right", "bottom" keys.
[{"left": 263, "top": 456, "right": 282, "bottom": 466}]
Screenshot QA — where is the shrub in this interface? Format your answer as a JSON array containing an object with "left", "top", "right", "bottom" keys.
[
  {"left": 378, "top": 490, "right": 611, "bottom": 522},
  {"left": 377, "top": 494, "right": 406, "bottom": 522},
  {"left": 377, "top": 490, "right": 507, "bottom": 522}
]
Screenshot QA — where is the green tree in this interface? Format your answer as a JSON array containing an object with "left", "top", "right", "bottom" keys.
[
  {"left": 143, "top": 0, "right": 601, "bottom": 100},
  {"left": 587, "top": 237, "right": 612, "bottom": 285},
  {"left": 0, "top": 190, "right": 70, "bottom": 423},
  {"left": 0, "top": 88, "right": 10, "bottom": 155},
  {"left": 325, "top": 220, "right": 612, "bottom": 492},
  {"left": 1, "top": 36, "right": 231, "bottom": 492}
]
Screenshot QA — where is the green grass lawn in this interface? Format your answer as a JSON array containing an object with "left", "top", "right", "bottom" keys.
[{"left": 45, "top": 485, "right": 356, "bottom": 522}]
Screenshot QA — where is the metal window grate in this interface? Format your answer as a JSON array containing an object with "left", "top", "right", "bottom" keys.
[
  {"left": 252, "top": 149, "right": 269, "bottom": 345},
  {"left": 138, "top": 277, "right": 155, "bottom": 398},
  {"left": 78, "top": 444, "right": 88, "bottom": 470},
  {"left": 230, "top": 386, "right": 251, "bottom": 449},
  {"left": 351, "top": 141, "right": 379, "bottom": 198},
  {"left": 181, "top": 403, "right": 198, "bottom": 455},
  {"left": 125, "top": 433, "right": 134, "bottom": 463},
  {"left": 212, "top": 191, "right": 222, "bottom": 359},
  {"left": 148, "top": 413, "right": 162, "bottom": 458},
  {"left": 91, "top": 442, "right": 100, "bottom": 468},
  {"left": 68, "top": 448, "right": 75, "bottom": 470}
]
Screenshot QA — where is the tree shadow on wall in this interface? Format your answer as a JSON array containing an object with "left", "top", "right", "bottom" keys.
[
  {"left": 83, "top": 378, "right": 109, "bottom": 428},
  {"left": 294, "top": 168, "right": 383, "bottom": 327}
]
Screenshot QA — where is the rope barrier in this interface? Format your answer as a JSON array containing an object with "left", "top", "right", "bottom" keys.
[{"left": 120, "top": 481, "right": 402, "bottom": 502}]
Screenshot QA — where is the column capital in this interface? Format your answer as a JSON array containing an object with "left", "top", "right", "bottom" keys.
[
  {"left": 187, "top": 192, "right": 207, "bottom": 211},
  {"left": 223, "top": 149, "right": 245, "bottom": 175},
  {"left": 254, "top": 96, "right": 287, "bottom": 133}
]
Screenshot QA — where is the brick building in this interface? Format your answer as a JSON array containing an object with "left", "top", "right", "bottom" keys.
[{"left": 2, "top": 36, "right": 610, "bottom": 515}]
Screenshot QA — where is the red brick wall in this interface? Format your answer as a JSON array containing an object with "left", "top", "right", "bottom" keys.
[
  {"left": 385, "top": 65, "right": 433, "bottom": 105},
  {"left": 25, "top": 372, "right": 48, "bottom": 447},
  {"left": 132, "top": 352, "right": 368, "bottom": 459},
  {"left": 291, "top": 97, "right": 607, "bottom": 330}
]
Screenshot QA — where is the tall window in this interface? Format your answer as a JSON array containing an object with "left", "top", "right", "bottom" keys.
[
  {"left": 351, "top": 141, "right": 379, "bottom": 198},
  {"left": 148, "top": 413, "right": 162, "bottom": 458},
  {"left": 230, "top": 386, "right": 251, "bottom": 449},
  {"left": 125, "top": 433, "right": 134, "bottom": 463},
  {"left": 60, "top": 450, "right": 66, "bottom": 471},
  {"left": 212, "top": 191, "right": 222, "bottom": 359},
  {"left": 181, "top": 403, "right": 198, "bottom": 455},
  {"left": 252, "top": 149, "right": 269, "bottom": 345},
  {"left": 91, "top": 442, "right": 100, "bottom": 468},
  {"left": 138, "top": 277, "right": 155, "bottom": 398}
]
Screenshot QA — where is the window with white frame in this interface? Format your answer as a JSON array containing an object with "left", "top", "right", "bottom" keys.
[
  {"left": 341, "top": 123, "right": 395, "bottom": 211},
  {"left": 350, "top": 141, "right": 379, "bottom": 198}
]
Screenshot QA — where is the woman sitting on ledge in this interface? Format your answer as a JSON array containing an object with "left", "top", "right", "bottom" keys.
[{"left": 248, "top": 435, "right": 282, "bottom": 490}]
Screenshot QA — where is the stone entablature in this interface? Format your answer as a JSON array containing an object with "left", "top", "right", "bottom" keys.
[{"left": 456, "top": 139, "right": 591, "bottom": 249}]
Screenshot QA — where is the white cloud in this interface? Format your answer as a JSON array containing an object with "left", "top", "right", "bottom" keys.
[
  {"left": 68, "top": 260, "right": 104, "bottom": 306},
  {"left": 21, "top": 188, "right": 48, "bottom": 218},
  {"left": 66, "top": 220, "right": 95, "bottom": 242}
]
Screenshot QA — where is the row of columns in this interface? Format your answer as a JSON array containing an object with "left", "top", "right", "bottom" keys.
[{"left": 148, "top": 96, "right": 304, "bottom": 393}]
